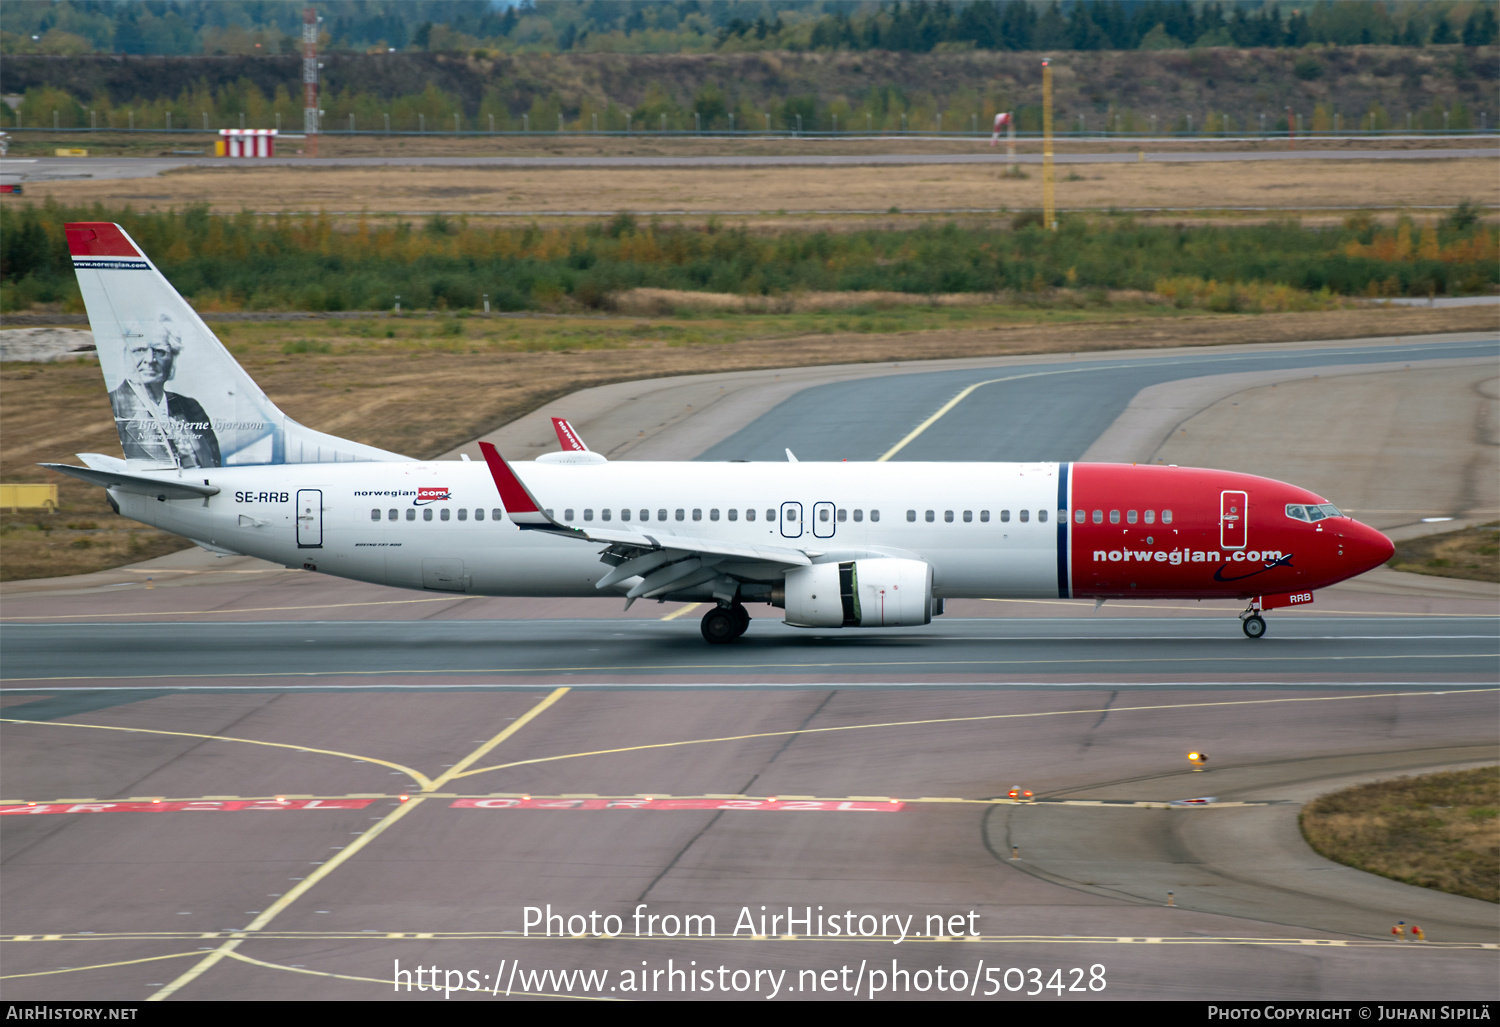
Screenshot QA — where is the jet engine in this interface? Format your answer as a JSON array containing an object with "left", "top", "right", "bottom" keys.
[{"left": 777, "top": 558, "right": 933, "bottom": 628}]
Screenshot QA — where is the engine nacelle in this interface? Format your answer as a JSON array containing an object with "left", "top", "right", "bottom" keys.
[{"left": 781, "top": 558, "right": 933, "bottom": 628}]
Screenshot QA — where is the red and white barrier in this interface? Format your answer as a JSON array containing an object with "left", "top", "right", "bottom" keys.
[{"left": 220, "top": 129, "right": 277, "bottom": 158}]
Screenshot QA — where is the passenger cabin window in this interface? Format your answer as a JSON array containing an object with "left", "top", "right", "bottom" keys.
[
  {"left": 963, "top": 510, "right": 972, "bottom": 523},
  {"left": 676, "top": 509, "right": 685, "bottom": 521},
  {"left": 837, "top": 509, "right": 847, "bottom": 522},
  {"left": 1000, "top": 510, "right": 1010, "bottom": 523},
  {"left": 853, "top": 510, "right": 863, "bottom": 522},
  {"left": 658, "top": 509, "right": 667, "bottom": 521},
  {"left": 423, "top": 508, "right": 433, "bottom": 521},
  {"left": 1075, "top": 509, "right": 1085, "bottom": 524},
  {"left": 491, "top": 509, "right": 502, "bottom": 521},
  {"left": 1144, "top": 510, "right": 1155, "bottom": 524},
  {"left": 407, "top": 509, "right": 416, "bottom": 521},
  {"left": 711, "top": 509, "right": 720, "bottom": 521},
  {"left": 389, "top": 509, "right": 398, "bottom": 521},
  {"left": 584, "top": 509, "right": 594, "bottom": 521},
  {"left": 693, "top": 509, "right": 702, "bottom": 521},
  {"left": 980, "top": 510, "right": 989, "bottom": 522},
  {"left": 475, "top": 509, "right": 485, "bottom": 521},
  {"left": 1162, "top": 510, "right": 1173, "bottom": 524},
  {"left": 1092, "top": 510, "right": 1103, "bottom": 524},
  {"left": 1109, "top": 510, "right": 1120, "bottom": 524},
  {"left": 371, "top": 508, "right": 380, "bottom": 521},
  {"left": 944, "top": 510, "right": 954, "bottom": 522},
  {"left": 746, "top": 509, "right": 756, "bottom": 522},
  {"left": 621, "top": 509, "right": 630, "bottom": 521},
  {"left": 639, "top": 509, "right": 648, "bottom": 522},
  {"left": 458, "top": 508, "right": 468, "bottom": 521},
  {"left": 766, "top": 509, "right": 775, "bottom": 522},
  {"left": 925, "top": 510, "right": 935, "bottom": 522},
  {"left": 1019, "top": 509, "right": 1029, "bottom": 523},
  {"left": 564, "top": 509, "right": 574, "bottom": 521},
  {"left": 1039, "top": 509, "right": 1048, "bottom": 523},
  {"left": 602, "top": 509, "right": 612, "bottom": 521},
  {"left": 907, "top": 510, "right": 917, "bottom": 522},
  {"left": 729, "top": 509, "right": 738, "bottom": 521},
  {"left": 819, "top": 508, "right": 830, "bottom": 522},
  {"left": 870, "top": 510, "right": 880, "bottom": 522},
  {"left": 1127, "top": 510, "right": 1138, "bottom": 524},
  {"left": 440, "top": 508, "right": 450, "bottom": 521}
]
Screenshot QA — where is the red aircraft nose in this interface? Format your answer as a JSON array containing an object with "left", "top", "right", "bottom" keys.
[{"left": 1342, "top": 520, "right": 1396, "bottom": 575}]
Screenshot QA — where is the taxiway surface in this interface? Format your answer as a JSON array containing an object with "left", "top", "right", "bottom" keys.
[{"left": 3, "top": 146, "right": 1496, "bottom": 184}]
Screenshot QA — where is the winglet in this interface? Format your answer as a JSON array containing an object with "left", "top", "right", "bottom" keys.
[
  {"left": 478, "top": 442, "right": 555, "bottom": 528},
  {"left": 551, "top": 417, "right": 589, "bottom": 452}
]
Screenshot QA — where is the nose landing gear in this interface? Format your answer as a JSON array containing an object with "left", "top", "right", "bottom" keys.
[
  {"left": 1240, "top": 599, "right": 1267, "bottom": 639},
  {"left": 702, "top": 602, "right": 751, "bottom": 644}
]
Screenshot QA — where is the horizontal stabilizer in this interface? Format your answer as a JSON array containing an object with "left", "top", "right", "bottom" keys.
[{"left": 40, "top": 462, "right": 220, "bottom": 500}]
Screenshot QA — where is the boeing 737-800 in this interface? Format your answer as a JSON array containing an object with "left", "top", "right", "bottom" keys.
[{"left": 47, "top": 222, "right": 1395, "bottom": 643}]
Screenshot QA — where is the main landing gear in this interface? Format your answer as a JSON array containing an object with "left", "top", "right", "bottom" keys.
[
  {"left": 1240, "top": 601, "right": 1267, "bottom": 639},
  {"left": 701, "top": 602, "right": 751, "bottom": 644}
]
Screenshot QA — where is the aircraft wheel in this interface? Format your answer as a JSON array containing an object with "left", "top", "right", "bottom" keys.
[
  {"left": 701, "top": 605, "right": 739, "bottom": 644},
  {"left": 731, "top": 603, "right": 751, "bottom": 637},
  {"left": 1242, "top": 614, "right": 1267, "bottom": 639}
]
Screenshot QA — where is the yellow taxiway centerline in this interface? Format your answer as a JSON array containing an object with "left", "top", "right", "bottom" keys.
[{"left": 143, "top": 687, "right": 569, "bottom": 1001}]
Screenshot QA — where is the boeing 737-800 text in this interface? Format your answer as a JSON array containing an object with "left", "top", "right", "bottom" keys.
[{"left": 47, "top": 222, "right": 1395, "bottom": 643}]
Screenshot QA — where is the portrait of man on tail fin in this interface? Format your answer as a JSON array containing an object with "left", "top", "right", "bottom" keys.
[{"left": 107, "top": 313, "right": 221, "bottom": 468}]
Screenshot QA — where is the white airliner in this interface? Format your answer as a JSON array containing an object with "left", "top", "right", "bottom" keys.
[{"left": 49, "top": 222, "right": 1394, "bottom": 643}]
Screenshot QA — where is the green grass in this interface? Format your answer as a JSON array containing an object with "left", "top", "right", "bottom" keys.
[{"left": 5, "top": 200, "right": 1495, "bottom": 315}]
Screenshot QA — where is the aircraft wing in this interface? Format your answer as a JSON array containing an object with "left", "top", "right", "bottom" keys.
[
  {"left": 583, "top": 527, "right": 813, "bottom": 567},
  {"left": 478, "top": 442, "right": 814, "bottom": 603}
]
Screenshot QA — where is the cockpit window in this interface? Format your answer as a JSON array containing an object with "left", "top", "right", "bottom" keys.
[{"left": 1288, "top": 503, "right": 1342, "bottom": 522}]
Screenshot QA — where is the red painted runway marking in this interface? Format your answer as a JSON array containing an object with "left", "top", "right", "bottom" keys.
[
  {"left": 0, "top": 799, "right": 374, "bottom": 815},
  {"left": 451, "top": 798, "right": 903, "bottom": 812}
]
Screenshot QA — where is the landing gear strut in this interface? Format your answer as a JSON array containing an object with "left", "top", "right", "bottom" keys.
[
  {"left": 1240, "top": 600, "right": 1267, "bottom": 639},
  {"left": 701, "top": 603, "right": 751, "bottom": 644}
]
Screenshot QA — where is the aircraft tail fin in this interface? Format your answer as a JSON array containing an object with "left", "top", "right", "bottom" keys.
[{"left": 66, "top": 222, "right": 409, "bottom": 469}]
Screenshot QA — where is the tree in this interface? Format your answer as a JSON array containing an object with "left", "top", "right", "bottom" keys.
[
  {"left": 1463, "top": 5, "right": 1499, "bottom": 46},
  {"left": 693, "top": 85, "right": 727, "bottom": 129},
  {"left": 1139, "top": 23, "right": 1183, "bottom": 50}
]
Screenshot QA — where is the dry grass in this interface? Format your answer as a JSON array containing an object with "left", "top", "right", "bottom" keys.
[
  {"left": 1390, "top": 522, "right": 1500, "bottom": 583},
  {"left": 16, "top": 158, "right": 1499, "bottom": 219},
  {"left": 1300, "top": 767, "right": 1499, "bottom": 904},
  {"left": 1, "top": 303, "right": 1492, "bottom": 581},
  {"left": 609, "top": 288, "right": 1060, "bottom": 316}
]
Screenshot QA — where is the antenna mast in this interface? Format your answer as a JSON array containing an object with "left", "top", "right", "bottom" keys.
[{"left": 302, "top": 7, "right": 319, "bottom": 157}]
